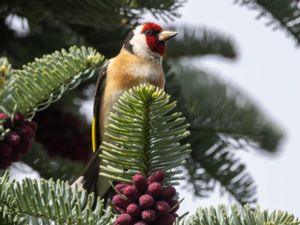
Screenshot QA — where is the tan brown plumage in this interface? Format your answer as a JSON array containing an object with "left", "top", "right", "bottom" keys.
[
  {"left": 100, "top": 48, "right": 165, "bottom": 135},
  {"left": 72, "top": 22, "right": 177, "bottom": 198}
]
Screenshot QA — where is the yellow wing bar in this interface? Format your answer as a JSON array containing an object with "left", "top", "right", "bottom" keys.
[{"left": 92, "top": 117, "right": 97, "bottom": 153}]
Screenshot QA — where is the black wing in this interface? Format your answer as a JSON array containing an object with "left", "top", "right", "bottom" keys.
[
  {"left": 74, "top": 62, "right": 108, "bottom": 193},
  {"left": 92, "top": 62, "right": 108, "bottom": 152}
]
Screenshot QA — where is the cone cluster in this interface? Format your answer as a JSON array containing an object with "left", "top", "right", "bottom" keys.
[
  {"left": 112, "top": 171, "right": 179, "bottom": 225},
  {"left": 0, "top": 112, "right": 37, "bottom": 169}
]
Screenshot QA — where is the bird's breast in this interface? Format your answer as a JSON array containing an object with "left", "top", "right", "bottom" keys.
[
  {"left": 100, "top": 50, "right": 165, "bottom": 135},
  {"left": 127, "top": 63, "right": 161, "bottom": 81}
]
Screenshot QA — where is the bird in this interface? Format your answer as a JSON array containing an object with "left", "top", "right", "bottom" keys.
[{"left": 72, "top": 22, "right": 177, "bottom": 198}]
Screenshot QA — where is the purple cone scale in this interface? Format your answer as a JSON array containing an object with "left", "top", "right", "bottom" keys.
[
  {"left": 112, "top": 170, "right": 180, "bottom": 225},
  {"left": 0, "top": 112, "right": 37, "bottom": 169}
]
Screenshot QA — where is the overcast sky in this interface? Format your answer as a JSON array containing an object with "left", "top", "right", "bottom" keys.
[{"left": 145, "top": 0, "right": 300, "bottom": 217}]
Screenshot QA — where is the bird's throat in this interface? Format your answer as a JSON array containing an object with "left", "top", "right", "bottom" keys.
[{"left": 145, "top": 36, "right": 165, "bottom": 56}]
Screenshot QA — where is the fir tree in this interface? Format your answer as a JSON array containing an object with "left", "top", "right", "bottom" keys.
[{"left": 0, "top": 1, "right": 299, "bottom": 224}]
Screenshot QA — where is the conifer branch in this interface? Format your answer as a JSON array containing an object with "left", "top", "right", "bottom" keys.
[
  {"left": 0, "top": 171, "right": 115, "bottom": 225},
  {"left": 0, "top": 57, "right": 12, "bottom": 87},
  {"left": 0, "top": 46, "right": 105, "bottom": 118},
  {"left": 165, "top": 61, "right": 282, "bottom": 204},
  {"left": 176, "top": 204, "right": 300, "bottom": 225},
  {"left": 1, "top": 0, "right": 185, "bottom": 30},
  {"left": 234, "top": 0, "right": 300, "bottom": 44},
  {"left": 167, "top": 26, "right": 238, "bottom": 59},
  {"left": 99, "top": 84, "right": 191, "bottom": 185}
]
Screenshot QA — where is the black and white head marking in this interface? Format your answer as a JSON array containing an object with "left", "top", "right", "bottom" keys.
[
  {"left": 123, "top": 25, "right": 162, "bottom": 63},
  {"left": 123, "top": 30, "right": 134, "bottom": 54}
]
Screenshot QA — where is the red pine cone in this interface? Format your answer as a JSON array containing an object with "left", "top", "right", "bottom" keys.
[
  {"left": 0, "top": 113, "right": 8, "bottom": 120},
  {"left": 147, "top": 182, "right": 162, "bottom": 197},
  {"left": 126, "top": 203, "right": 141, "bottom": 218},
  {"left": 116, "top": 183, "right": 130, "bottom": 194},
  {"left": 112, "top": 170, "right": 179, "bottom": 225},
  {"left": 141, "top": 209, "right": 156, "bottom": 223},
  {"left": 14, "top": 112, "right": 25, "bottom": 125},
  {"left": 0, "top": 112, "right": 37, "bottom": 169},
  {"left": 152, "top": 214, "right": 175, "bottom": 225},
  {"left": 16, "top": 124, "right": 34, "bottom": 139},
  {"left": 155, "top": 201, "right": 170, "bottom": 216},
  {"left": 160, "top": 186, "right": 176, "bottom": 200},
  {"left": 132, "top": 174, "right": 147, "bottom": 192},
  {"left": 0, "top": 113, "right": 10, "bottom": 128},
  {"left": 115, "top": 213, "right": 133, "bottom": 225},
  {"left": 6, "top": 131, "right": 21, "bottom": 146},
  {"left": 25, "top": 120, "right": 38, "bottom": 131},
  {"left": 133, "top": 221, "right": 147, "bottom": 225},
  {"left": 112, "top": 195, "right": 130, "bottom": 211},
  {"left": 139, "top": 194, "right": 154, "bottom": 209},
  {"left": 123, "top": 185, "right": 139, "bottom": 202},
  {"left": 147, "top": 170, "right": 166, "bottom": 184}
]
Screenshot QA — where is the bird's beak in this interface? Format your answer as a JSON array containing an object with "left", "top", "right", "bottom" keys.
[{"left": 158, "top": 30, "right": 177, "bottom": 41}]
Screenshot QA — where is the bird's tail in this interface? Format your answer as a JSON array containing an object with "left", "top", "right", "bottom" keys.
[
  {"left": 72, "top": 148, "right": 112, "bottom": 198},
  {"left": 72, "top": 150, "right": 99, "bottom": 193}
]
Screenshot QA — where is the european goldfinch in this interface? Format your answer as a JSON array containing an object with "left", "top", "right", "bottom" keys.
[{"left": 73, "top": 22, "right": 177, "bottom": 197}]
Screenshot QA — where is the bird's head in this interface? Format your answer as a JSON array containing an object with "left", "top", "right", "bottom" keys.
[{"left": 124, "top": 22, "right": 177, "bottom": 61}]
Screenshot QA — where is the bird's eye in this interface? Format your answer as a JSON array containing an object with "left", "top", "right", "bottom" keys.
[{"left": 144, "top": 30, "right": 153, "bottom": 36}]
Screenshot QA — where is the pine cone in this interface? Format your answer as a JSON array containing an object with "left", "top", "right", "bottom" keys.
[
  {"left": 0, "top": 112, "right": 37, "bottom": 169},
  {"left": 112, "top": 171, "right": 179, "bottom": 225}
]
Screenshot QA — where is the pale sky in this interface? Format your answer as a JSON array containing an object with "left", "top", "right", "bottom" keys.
[{"left": 144, "top": 0, "right": 300, "bottom": 217}]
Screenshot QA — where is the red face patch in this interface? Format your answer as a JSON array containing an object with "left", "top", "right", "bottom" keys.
[{"left": 141, "top": 22, "right": 165, "bottom": 56}]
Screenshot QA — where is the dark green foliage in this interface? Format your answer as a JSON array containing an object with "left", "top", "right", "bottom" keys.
[
  {"left": 0, "top": 0, "right": 184, "bottom": 30},
  {"left": 0, "top": 0, "right": 185, "bottom": 64},
  {"left": 0, "top": 20, "right": 81, "bottom": 68},
  {"left": 234, "top": 0, "right": 300, "bottom": 44},
  {"left": 167, "top": 26, "right": 238, "bottom": 59},
  {"left": 167, "top": 62, "right": 282, "bottom": 152},
  {"left": 22, "top": 142, "right": 84, "bottom": 182},
  {"left": 165, "top": 61, "right": 282, "bottom": 204}
]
